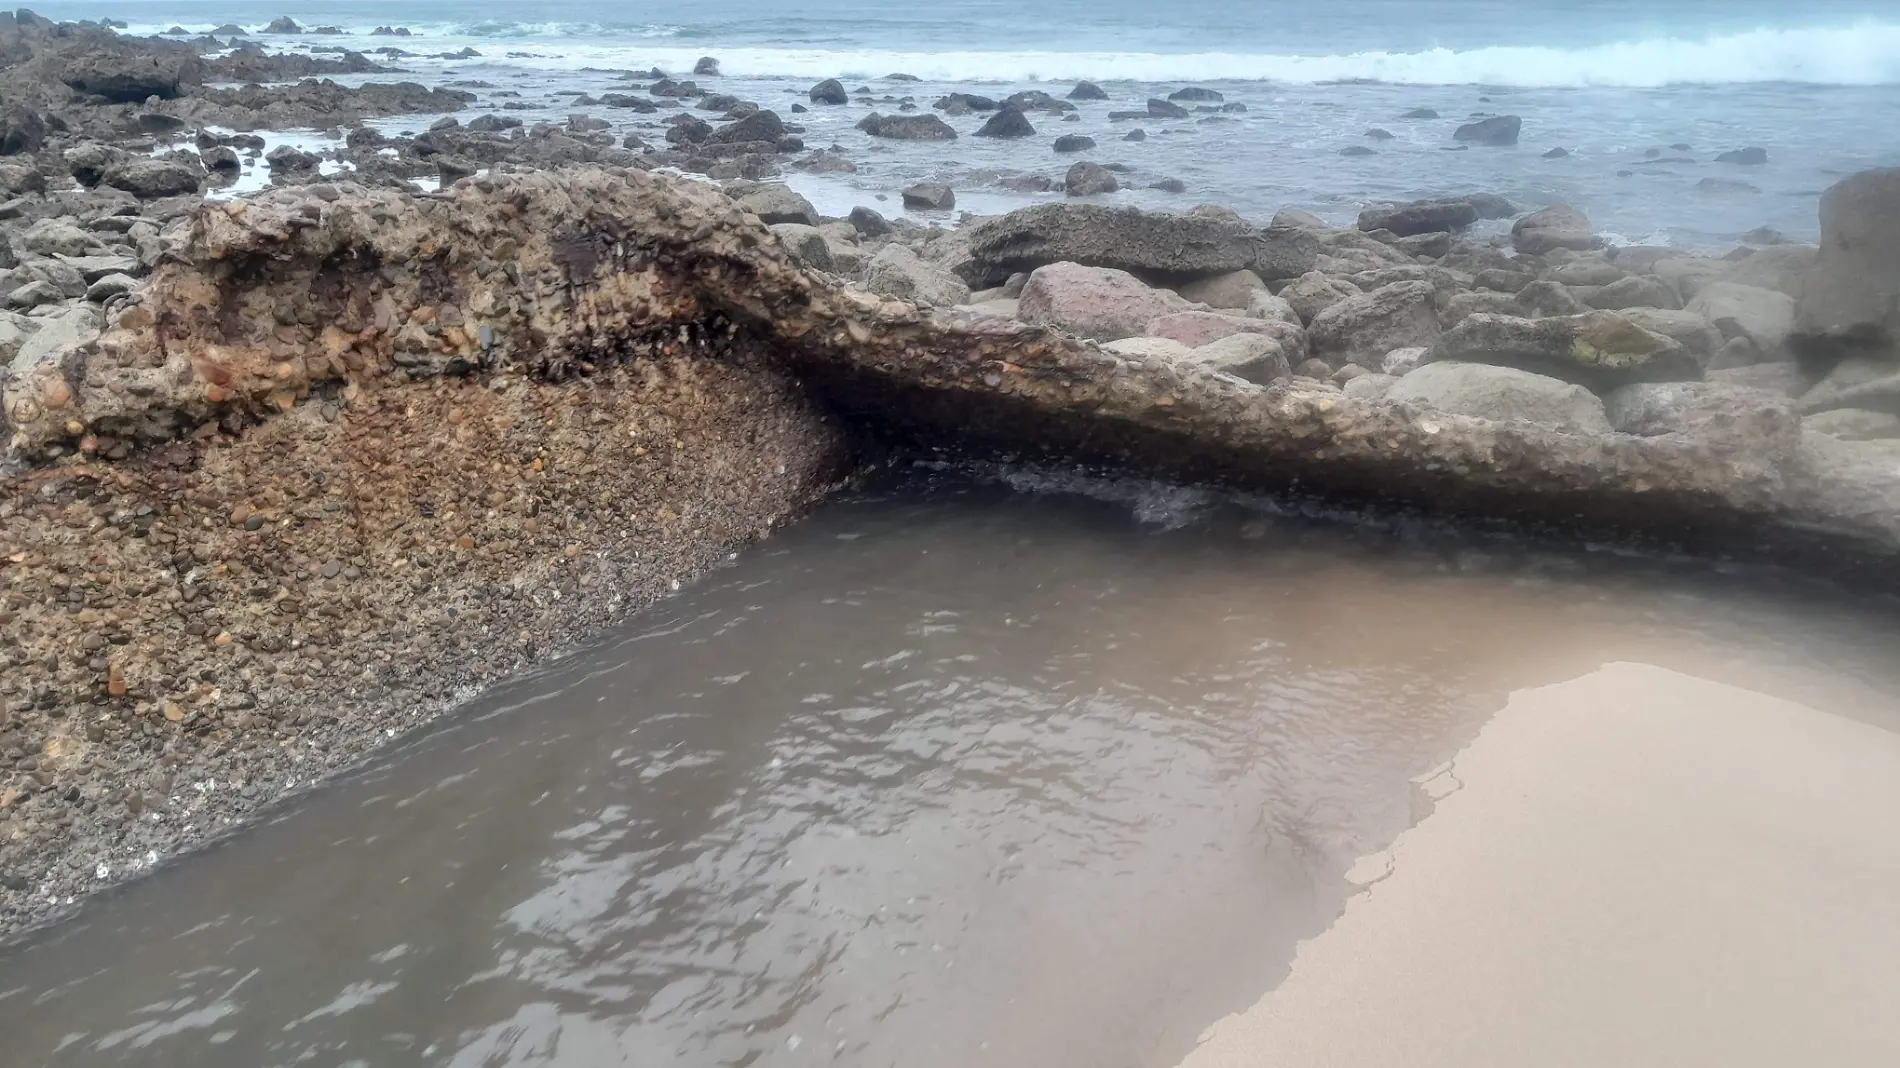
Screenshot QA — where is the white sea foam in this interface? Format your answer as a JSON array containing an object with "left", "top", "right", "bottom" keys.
[{"left": 121, "top": 20, "right": 1900, "bottom": 87}]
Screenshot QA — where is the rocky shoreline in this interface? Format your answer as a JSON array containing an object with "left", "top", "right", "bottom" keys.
[{"left": 5, "top": 13, "right": 1900, "bottom": 939}]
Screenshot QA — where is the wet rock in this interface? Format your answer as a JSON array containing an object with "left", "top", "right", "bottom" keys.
[
  {"left": 1339, "top": 145, "right": 1377, "bottom": 157},
  {"left": 862, "top": 245, "right": 971, "bottom": 308},
  {"left": 1366, "top": 128, "right": 1395, "bottom": 141},
  {"left": 727, "top": 182, "right": 818, "bottom": 225},
  {"left": 1122, "top": 128, "right": 1146, "bottom": 142},
  {"left": 1388, "top": 362, "right": 1611, "bottom": 433},
  {"left": 1053, "top": 134, "right": 1095, "bottom": 153},
  {"left": 201, "top": 145, "right": 240, "bottom": 172},
  {"left": 1515, "top": 280, "right": 1589, "bottom": 318},
  {"left": 1280, "top": 272, "right": 1362, "bottom": 325},
  {"left": 964, "top": 203, "right": 1316, "bottom": 286},
  {"left": 1428, "top": 311, "right": 1699, "bottom": 388},
  {"left": 1068, "top": 81, "right": 1109, "bottom": 100},
  {"left": 976, "top": 107, "right": 1038, "bottom": 139},
  {"left": 1016, "top": 262, "right": 1190, "bottom": 341},
  {"left": 1601, "top": 381, "right": 1799, "bottom": 454},
  {"left": 1, "top": 106, "right": 47, "bottom": 156},
  {"left": 1453, "top": 115, "right": 1521, "bottom": 146},
  {"left": 849, "top": 206, "right": 894, "bottom": 237},
  {"left": 809, "top": 78, "right": 848, "bottom": 105},
  {"left": 857, "top": 113, "right": 958, "bottom": 140},
  {"left": 1685, "top": 282, "right": 1796, "bottom": 364},
  {"left": 1147, "top": 98, "right": 1191, "bottom": 119},
  {"left": 1146, "top": 312, "right": 1307, "bottom": 362},
  {"left": 1512, "top": 204, "right": 1595, "bottom": 255},
  {"left": 1177, "top": 269, "right": 1268, "bottom": 311},
  {"left": 1719, "top": 245, "right": 1813, "bottom": 300},
  {"left": 1309, "top": 280, "right": 1440, "bottom": 369},
  {"left": 666, "top": 115, "right": 713, "bottom": 144},
  {"left": 266, "top": 146, "right": 318, "bottom": 171},
  {"left": 1543, "top": 147, "right": 1570, "bottom": 159},
  {"left": 1401, "top": 107, "right": 1440, "bottom": 119},
  {"left": 901, "top": 183, "right": 955, "bottom": 211},
  {"left": 1003, "top": 91, "right": 1075, "bottom": 116},
  {"left": 263, "top": 16, "right": 303, "bottom": 33},
  {"left": 1062, "top": 161, "right": 1118, "bottom": 196},
  {"left": 1804, "top": 409, "right": 1900, "bottom": 441},
  {"left": 100, "top": 159, "right": 200, "bottom": 199},
  {"left": 1715, "top": 147, "right": 1768, "bottom": 165},
  {"left": 1150, "top": 178, "right": 1187, "bottom": 194},
  {"left": 1697, "top": 177, "right": 1760, "bottom": 195},
  {"left": 694, "top": 57, "right": 721, "bottom": 76},
  {"left": 59, "top": 46, "right": 203, "bottom": 102},
  {"left": 1793, "top": 168, "right": 1900, "bottom": 357}
]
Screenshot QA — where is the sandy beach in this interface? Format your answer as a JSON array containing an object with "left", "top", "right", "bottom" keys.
[{"left": 1178, "top": 661, "right": 1900, "bottom": 1067}]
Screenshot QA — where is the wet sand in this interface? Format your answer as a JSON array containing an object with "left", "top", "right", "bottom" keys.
[{"left": 1178, "top": 661, "right": 1900, "bottom": 1068}]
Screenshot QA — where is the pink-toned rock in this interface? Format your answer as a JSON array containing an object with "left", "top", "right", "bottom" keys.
[
  {"left": 1016, "top": 261, "right": 1189, "bottom": 342},
  {"left": 1144, "top": 310, "right": 1308, "bottom": 360}
]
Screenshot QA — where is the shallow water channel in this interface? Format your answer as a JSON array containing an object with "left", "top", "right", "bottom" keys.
[{"left": 4, "top": 472, "right": 1900, "bottom": 1067}]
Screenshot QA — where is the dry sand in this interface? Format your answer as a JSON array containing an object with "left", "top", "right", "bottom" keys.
[{"left": 1178, "top": 661, "right": 1900, "bottom": 1068}]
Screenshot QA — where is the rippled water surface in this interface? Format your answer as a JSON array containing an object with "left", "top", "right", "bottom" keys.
[{"left": 3, "top": 474, "right": 1899, "bottom": 1067}]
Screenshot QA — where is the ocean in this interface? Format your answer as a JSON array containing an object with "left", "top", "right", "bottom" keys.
[{"left": 39, "top": 0, "right": 1900, "bottom": 246}]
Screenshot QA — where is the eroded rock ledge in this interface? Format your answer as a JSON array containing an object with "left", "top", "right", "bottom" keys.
[
  {"left": 6, "top": 166, "right": 1893, "bottom": 561},
  {"left": 2, "top": 165, "right": 1897, "bottom": 936}
]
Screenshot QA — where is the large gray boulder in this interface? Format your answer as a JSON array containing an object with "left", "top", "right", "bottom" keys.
[
  {"left": 1356, "top": 199, "right": 1479, "bottom": 237},
  {"left": 1453, "top": 115, "right": 1522, "bottom": 146},
  {"left": 1619, "top": 308, "right": 1725, "bottom": 364},
  {"left": 1587, "top": 274, "right": 1680, "bottom": 311},
  {"left": 1064, "top": 161, "right": 1119, "bottom": 197},
  {"left": 1387, "top": 361, "right": 1611, "bottom": 433},
  {"left": 1176, "top": 268, "right": 1267, "bottom": 310},
  {"left": 1183, "top": 333, "right": 1293, "bottom": 385},
  {"left": 7, "top": 301, "right": 102, "bottom": 375},
  {"left": 1685, "top": 281, "right": 1795, "bottom": 364},
  {"left": 962, "top": 203, "right": 1318, "bottom": 287},
  {"left": 1796, "top": 355, "right": 1900, "bottom": 415},
  {"left": 1601, "top": 381, "right": 1799, "bottom": 452},
  {"left": 1280, "top": 272, "right": 1361, "bottom": 325},
  {"left": 99, "top": 158, "right": 201, "bottom": 199},
  {"left": 1793, "top": 168, "right": 1900, "bottom": 357},
  {"left": 1512, "top": 205, "right": 1595, "bottom": 256},
  {"left": 59, "top": 46, "right": 203, "bottom": 103},
  {"left": 1427, "top": 311, "right": 1700, "bottom": 389},
  {"left": 1720, "top": 244, "right": 1813, "bottom": 300},
  {"left": 1308, "top": 280, "right": 1439, "bottom": 369},
  {"left": 857, "top": 113, "right": 958, "bottom": 140},
  {"left": 1016, "top": 262, "right": 1189, "bottom": 341},
  {"left": 861, "top": 245, "right": 971, "bottom": 308},
  {"left": 727, "top": 183, "right": 818, "bottom": 225}
]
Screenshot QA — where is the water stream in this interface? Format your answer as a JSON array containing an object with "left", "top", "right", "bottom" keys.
[{"left": 2, "top": 472, "right": 1898, "bottom": 1067}]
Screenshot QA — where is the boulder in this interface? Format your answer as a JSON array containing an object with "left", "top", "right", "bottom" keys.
[
  {"left": 1101, "top": 336, "right": 1193, "bottom": 362},
  {"left": 1148, "top": 98, "right": 1191, "bottom": 119},
  {"left": 83, "top": 273, "right": 139, "bottom": 302},
  {"left": 1796, "top": 356, "right": 1900, "bottom": 416},
  {"left": 857, "top": 114, "right": 958, "bottom": 140},
  {"left": 1549, "top": 259, "right": 1626, "bottom": 287},
  {"left": 1065, "top": 161, "right": 1119, "bottom": 196},
  {"left": 1, "top": 106, "right": 46, "bottom": 156},
  {"left": 1427, "top": 311, "right": 1700, "bottom": 388},
  {"left": 1003, "top": 90, "right": 1075, "bottom": 115},
  {"left": 1176, "top": 269, "right": 1267, "bottom": 310},
  {"left": 1793, "top": 168, "right": 1900, "bottom": 356},
  {"left": 1466, "top": 193, "right": 1518, "bottom": 220},
  {"left": 1272, "top": 208, "right": 1330, "bottom": 231},
  {"left": 1474, "top": 269, "right": 1537, "bottom": 293},
  {"left": 964, "top": 204, "right": 1317, "bottom": 285},
  {"left": 1356, "top": 199, "right": 1479, "bottom": 237},
  {"left": 728, "top": 183, "right": 818, "bottom": 225},
  {"left": 1388, "top": 362, "right": 1612, "bottom": 433},
  {"left": 263, "top": 16, "right": 302, "bottom": 33},
  {"left": 975, "top": 108, "right": 1037, "bottom": 138},
  {"left": 1586, "top": 274, "right": 1680, "bottom": 311},
  {"left": 1684, "top": 282, "right": 1795, "bottom": 364},
  {"left": 848, "top": 206, "right": 894, "bottom": 237},
  {"left": 1714, "top": 147, "right": 1768, "bottom": 165},
  {"left": 1280, "top": 271, "right": 1361, "bottom": 325},
  {"left": 59, "top": 47, "right": 202, "bottom": 102},
  {"left": 0, "top": 311, "right": 36, "bottom": 364},
  {"left": 1619, "top": 308, "right": 1725, "bottom": 364},
  {"left": 861, "top": 245, "right": 971, "bottom": 308},
  {"left": 1708, "top": 362, "right": 1808, "bottom": 397},
  {"left": 1016, "top": 262, "right": 1190, "bottom": 341},
  {"left": 1068, "top": 82, "right": 1109, "bottom": 100},
  {"left": 99, "top": 159, "right": 200, "bottom": 199},
  {"left": 1393, "top": 232, "right": 1453, "bottom": 259},
  {"left": 1383, "top": 346, "right": 1429, "bottom": 376},
  {"left": 901, "top": 183, "right": 956, "bottom": 211},
  {"left": 8, "top": 301, "right": 101, "bottom": 374},
  {"left": 1308, "top": 281, "right": 1439, "bottom": 369},
  {"left": 1183, "top": 333, "right": 1293, "bottom": 385},
  {"left": 1245, "top": 291, "right": 1303, "bottom": 327},
  {"left": 1144, "top": 311, "right": 1306, "bottom": 357},
  {"left": 18, "top": 219, "right": 100, "bottom": 257},
  {"left": 694, "top": 57, "right": 721, "bottom": 75},
  {"left": 768, "top": 224, "right": 836, "bottom": 270},
  {"left": 1804, "top": 409, "right": 1900, "bottom": 441},
  {"left": 1650, "top": 257, "right": 1724, "bottom": 302},
  {"left": 706, "top": 110, "right": 786, "bottom": 145},
  {"left": 1439, "top": 290, "right": 1523, "bottom": 329},
  {"left": 1453, "top": 115, "right": 1521, "bottom": 146},
  {"left": 1719, "top": 244, "right": 1812, "bottom": 300},
  {"left": 1512, "top": 205, "right": 1595, "bottom": 255},
  {"left": 1515, "top": 280, "right": 1589, "bottom": 318},
  {"left": 1344, "top": 372, "right": 1399, "bottom": 400},
  {"left": 809, "top": 79, "right": 848, "bottom": 105},
  {"left": 1601, "top": 381, "right": 1799, "bottom": 452},
  {"left": 1052, "top": 134, "right": 1096, "bottom": 153}
]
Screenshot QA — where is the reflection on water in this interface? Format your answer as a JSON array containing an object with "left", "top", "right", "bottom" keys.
[{"left": 1, "top": 473, "right": 1897, "bottom": 1068}]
